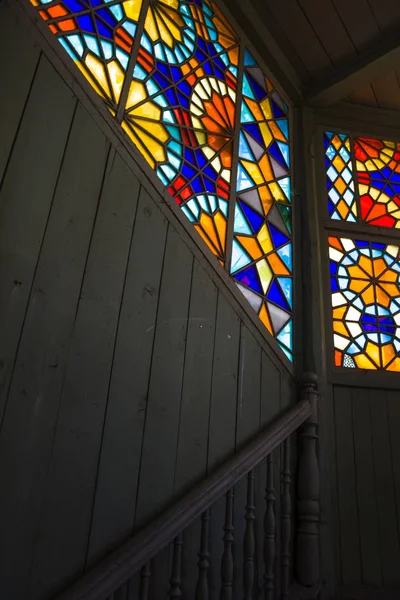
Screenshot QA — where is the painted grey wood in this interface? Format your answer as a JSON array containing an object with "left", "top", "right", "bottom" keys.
[
  {"left": 297, "top": 0, "right": 357, "bottom": 68},
  {"left": 87, "top": 188, "right": 168, "bottom": 565},
  {"left": 195, "top": 510, "right": 210, "bottom": 600},
  {"left": 387, "top": 388, "right": 400, "bottom": 584},
  {"left": 53, "top": 400, "right": 311, "bottom": 600},
  {"left": 174, "top": 260, "right": 218, "bottom": 496},
  {"left": 370, "top": 389, "right": 400, "bottom": 587},
  {"left": 243, "top": 470, "right": 256, "bottom": 600},
  {"left": 220, "top": 489, "right": 235, "bottom": 600},
  {"left": 351, "top": 390, "right": 381, "bottom": 586},
  {"left": 334, "top": 386, "right": 361, "bottom": 585},
  {"left": 134, "top": 226, "right": 194, "bottom": 525},
  {"left": 0, "top": 0, "right": 40, "bottom": 183},
  {"left": 0, "top": 100, "right": 107, "bottom": 600},
  {"left": 0, "top": 55, "right": 76, "bottom": 425},
  {"left": 29, "top": 147, "right": 146, "bottom": 600}
]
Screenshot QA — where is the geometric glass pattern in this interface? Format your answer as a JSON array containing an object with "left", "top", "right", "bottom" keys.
[
  {"left": 324, "top": 131, "right": 357, "bottom": 222},
  {"left": 355, "top": 137, "right": 400, "bottom": 228},
  {"left": 30, "top": 0, "right": 293, "bottom": 360},
  {"left": 325, "top": 131, "right": 400, "bottom": 229},
  {"left": 231, "top": 50, "right": 292, "bottom": 361},
  {"left": 329, "top": 236, "right": 400, "bottom": 371}
]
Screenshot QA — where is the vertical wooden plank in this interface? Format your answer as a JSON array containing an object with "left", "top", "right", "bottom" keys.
[
  {"left": 0, "top": 102, "right": 108, "bottom": 600},
  {"left": 174, "top": 260, "right": 218, "bottom": 496},
  {"left": 387, "top": 388, "right": 400, "bottom": 582},
  {"left": 0, "top": 55, "right": 76, "bottom": 424},
  {"left": 352, "top": 389, "right": 381, "bottom": 586},
  {"left": 174, "top": 260, "right": 217, "bottom": 600},
  {"left": 134, "top": 226, "right": 193, "bottom": 526},
  {"left": 370, "top": 389, "right": 400, "bottom": 587},
  {"left": 0, "top": 0, "right": 40, "bottom": 182},
  {"left": 207, "top": 294, "right": 240, "bottom": 597},
  {"left": 334, "top": 386, "right": 361, "bottom": 585},
  {"left": 233, "top": 325, "right": 261, "bottom": 600},
  {"left": 29, "top": 151, "right": 141, "bottom": 600},
  {"left": 87, "top": 189, "right": 168, "bottom": 565}
]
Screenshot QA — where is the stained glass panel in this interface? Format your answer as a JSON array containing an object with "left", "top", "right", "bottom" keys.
[
  {"left": 355, "top": 137, "right": 400, "bottom": 228},
  {"left": 30, "top": 0, "right": 293, "bottom": 361},
  {"left": 329, "top": 236, "right": 400, "bottom": 371},
  {"left": 30, "top": 0, "right": 144, "bottom": 114},
  {"left": 324, "top": 131, "right": 357, "bottom": 222},
  {"left": 231, "top": 50, "right": 292, "bottom": 361}
]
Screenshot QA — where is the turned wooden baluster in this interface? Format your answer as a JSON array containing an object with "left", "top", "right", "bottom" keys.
[
  {"left": 168, "top": 533, "right": 183, "bottom": 599},
  {"left": 220, "top": 488, "right": 234, "bottom": 600},
  {"left": 195, "top": 510, "right": 210, "bottom": 600},
  {"left": 281, "top": 437, "right": 291, "bottom": 599},
  {"left": 243, "top": 470, "right": 256, "bottom": 600},
  {"left": 139, "top": 562, "right": 151, "bottom": 600},
  {"left": 296, "top": 373, "right": 320, "bottom": 587},
  {"left": 264, "top": 454, "right": 275, "bottom": 600}
]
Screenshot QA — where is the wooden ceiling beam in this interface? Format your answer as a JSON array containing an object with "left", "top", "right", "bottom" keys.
[{"left": 304, "top": 34, "right": 400, "bottom": 107}]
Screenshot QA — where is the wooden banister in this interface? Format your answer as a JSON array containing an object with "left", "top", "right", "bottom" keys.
[{"left": 55, "top": 398, "right": 312, "bottom": 600}]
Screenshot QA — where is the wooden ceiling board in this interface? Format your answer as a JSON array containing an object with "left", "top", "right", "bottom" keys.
[
  {"left": 331, "top": 0, "right": 382, "bottom": 53},
  {"left": 264, "top": 0, "right": 334, "bottom": 79},
  {"left": 371, "top": 71, "right": 400, "bottom": 111},
  {"left": 297, "top": 0, "right": 358, "bottom": 67},
  {"left": 348, "top": 83, "right": 378, "bottom": 107},
  {"left": 367, "top": 0, "right": 400, "bottom": 33}
]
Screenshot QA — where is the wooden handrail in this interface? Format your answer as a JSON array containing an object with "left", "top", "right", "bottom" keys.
[{"left": 56, "top": 398, "right": 312, "bottom": 600}]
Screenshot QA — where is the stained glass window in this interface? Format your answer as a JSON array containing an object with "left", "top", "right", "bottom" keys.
[
  {"left": 324, "top": 131, "right": 400, "bottom": 228},
  {"left": 329, "top": 237, "right": 400, "bottom": 371},
  {"left": 324, "top": 131, "right": 400, "bottom": 372},
  {"left": 31, "top": 0, "right": 293, "bottom": 361}
]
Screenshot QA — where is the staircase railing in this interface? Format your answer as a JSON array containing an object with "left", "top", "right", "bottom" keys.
[{"left": 55, "top": 374, "right": 320, "bottom": 600}]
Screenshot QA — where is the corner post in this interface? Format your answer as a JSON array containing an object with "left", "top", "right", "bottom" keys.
[{"left": 296, "top": 372, "right": 320, "bottom": 587}]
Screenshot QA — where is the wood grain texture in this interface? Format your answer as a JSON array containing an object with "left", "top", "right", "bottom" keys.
[
  {"left": 28, "top": 149, "right": 144, "bottom": 600},
  {"left": 0, "top": 55, "right": 76, "bottom": 426},
  {"left": 264, "top": 0, "right": 334, "bottom": 79},
  {"left": 331, "top": 0, "right": 381, "bottom": 53},
  {"left": 87, "top": 188, "right": 168, "bottom": 566},
  {"left": 370, "top": 389, "right": 400, "bottom": 587},
  {"left": 352, "top": 390, "right": 381, "bottom": 586},
  {"left": 297, "top": 0, "right": 357, "bottom": 68},
  {"left": 0, "top": 99, "right": 106, "bottom": 600},
  {"left": 0, "top": 0, "right": 40, "bottom": 183},
  {"left": 334, "top": 386, "right": 361, "bottom": 585},
  {"left": 134, "top": 226, "right": 194, "bottom": 526}
]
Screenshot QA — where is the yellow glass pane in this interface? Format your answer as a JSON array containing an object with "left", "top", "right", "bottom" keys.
[
  {"left": 259, "top": 304, "right": 273, "bottom": 335},
  {"left": 348, "top": 265, "right": 370, "bottom": 280},
  {"left": 361, "top": 285, "right": 375, "bottom": 304},
  {"left": 237, "top": 235, "right": 263, "bottom": 260},
  {"left": 375, "top": 286, "right": 390, "bottom": 307},
  {"left": 214, "top": 211, "right": 227, "bottom": 252},
  {"left": 145, "top": 9, "right": 159, "bottom": 42},
  {"left": 260, "top": 98, "right": 272, "bottom": 120},
  {"left": 379, "top": 282, "right": 399, "bottom": 297},
  {"left": 85, "top": 54, "right": 111, "bottom": 99},
  {"left": 126, "top": 81, "right": 147, "bottom": 109},
  {"left": 387, "top": 357, "right": 400, "bottom": 372},
  {"left": 332, "top": 155, "right": 345, "bottom": 173},
  {"left": 358, "top": 255, "right": 373, "bottom": 276},
  {"left": 76, "top": 61, "right": 106, "bottom": 100},
  {"left": 335, "top": 177, "right": 346, "bottom": 195},
  {"left": 268, "top": 120, "right": 286, "bottom": 142},
  {"left": 354, "top": 353, "right": 377, "bottom": 370},
  {"left": 259, "top": 155, "right": 274, "bottom": 183},
  {"left": 257, "top": 224, "right": 273, "bottom": 254},
  {"left": 366, "top": 342, "right": 382, "bottom": 367},
  {"left": 337, "top": 200, "right": 349, "bottom": 219},
  {"left": 199, "top": 212, "right": 221, "bottom": 254},
  {"left": 194, "top": 225, "right": 219, "bottom": 257},
  {"left": 259, "top": 122, "right": 272, "bottom": 148},
  {"left": 267, "top": 253, "right": 289, "bottom": 276},
  {"left": 349, "top": 279, "right": 369, "bottom": 294},
  {"left": 380, "top": 268, "right": 397, "bottom": 282},
  {"left": 241, "top": 160, "right": 264, "bottom": 185},
  {"left": 256, "top": 259, "right": 273, "bottom": 294},
  {"left": 333, "top": 321, "right": 348, "bottom": 337},
  {"left": 333, "top": 306, "right": 347, "bottom": 319},
  {"left": 131, "top": 123, "right": 167, "bottom": 163},
  {"left": 124, "top": 0, "right": 143, "bottom": 21},
  {"left": 245, "top": 98, "right": 264, "bottom": 122},
  {"left": 382, "top": 344, "right": 396, "bottom": 368},
  {"left": 107, "top": 60, "right": 124, "bottom": 103},
  {"left": 269, "top": 181, "right": 288, "bottom": 202},
  {"left": 122, "top": 121, "right": 155, "bottom": 168},
  {"left": 373, "top": 258, "right": 388, "bottom": 277}
]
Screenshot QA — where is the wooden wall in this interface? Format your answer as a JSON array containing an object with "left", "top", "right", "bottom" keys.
[
  {"left": 326, "top": 384, "right": 400, "bottom": 599},
  {"left": 0, "top": 3, "right": 295, "bottom": 599}
]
